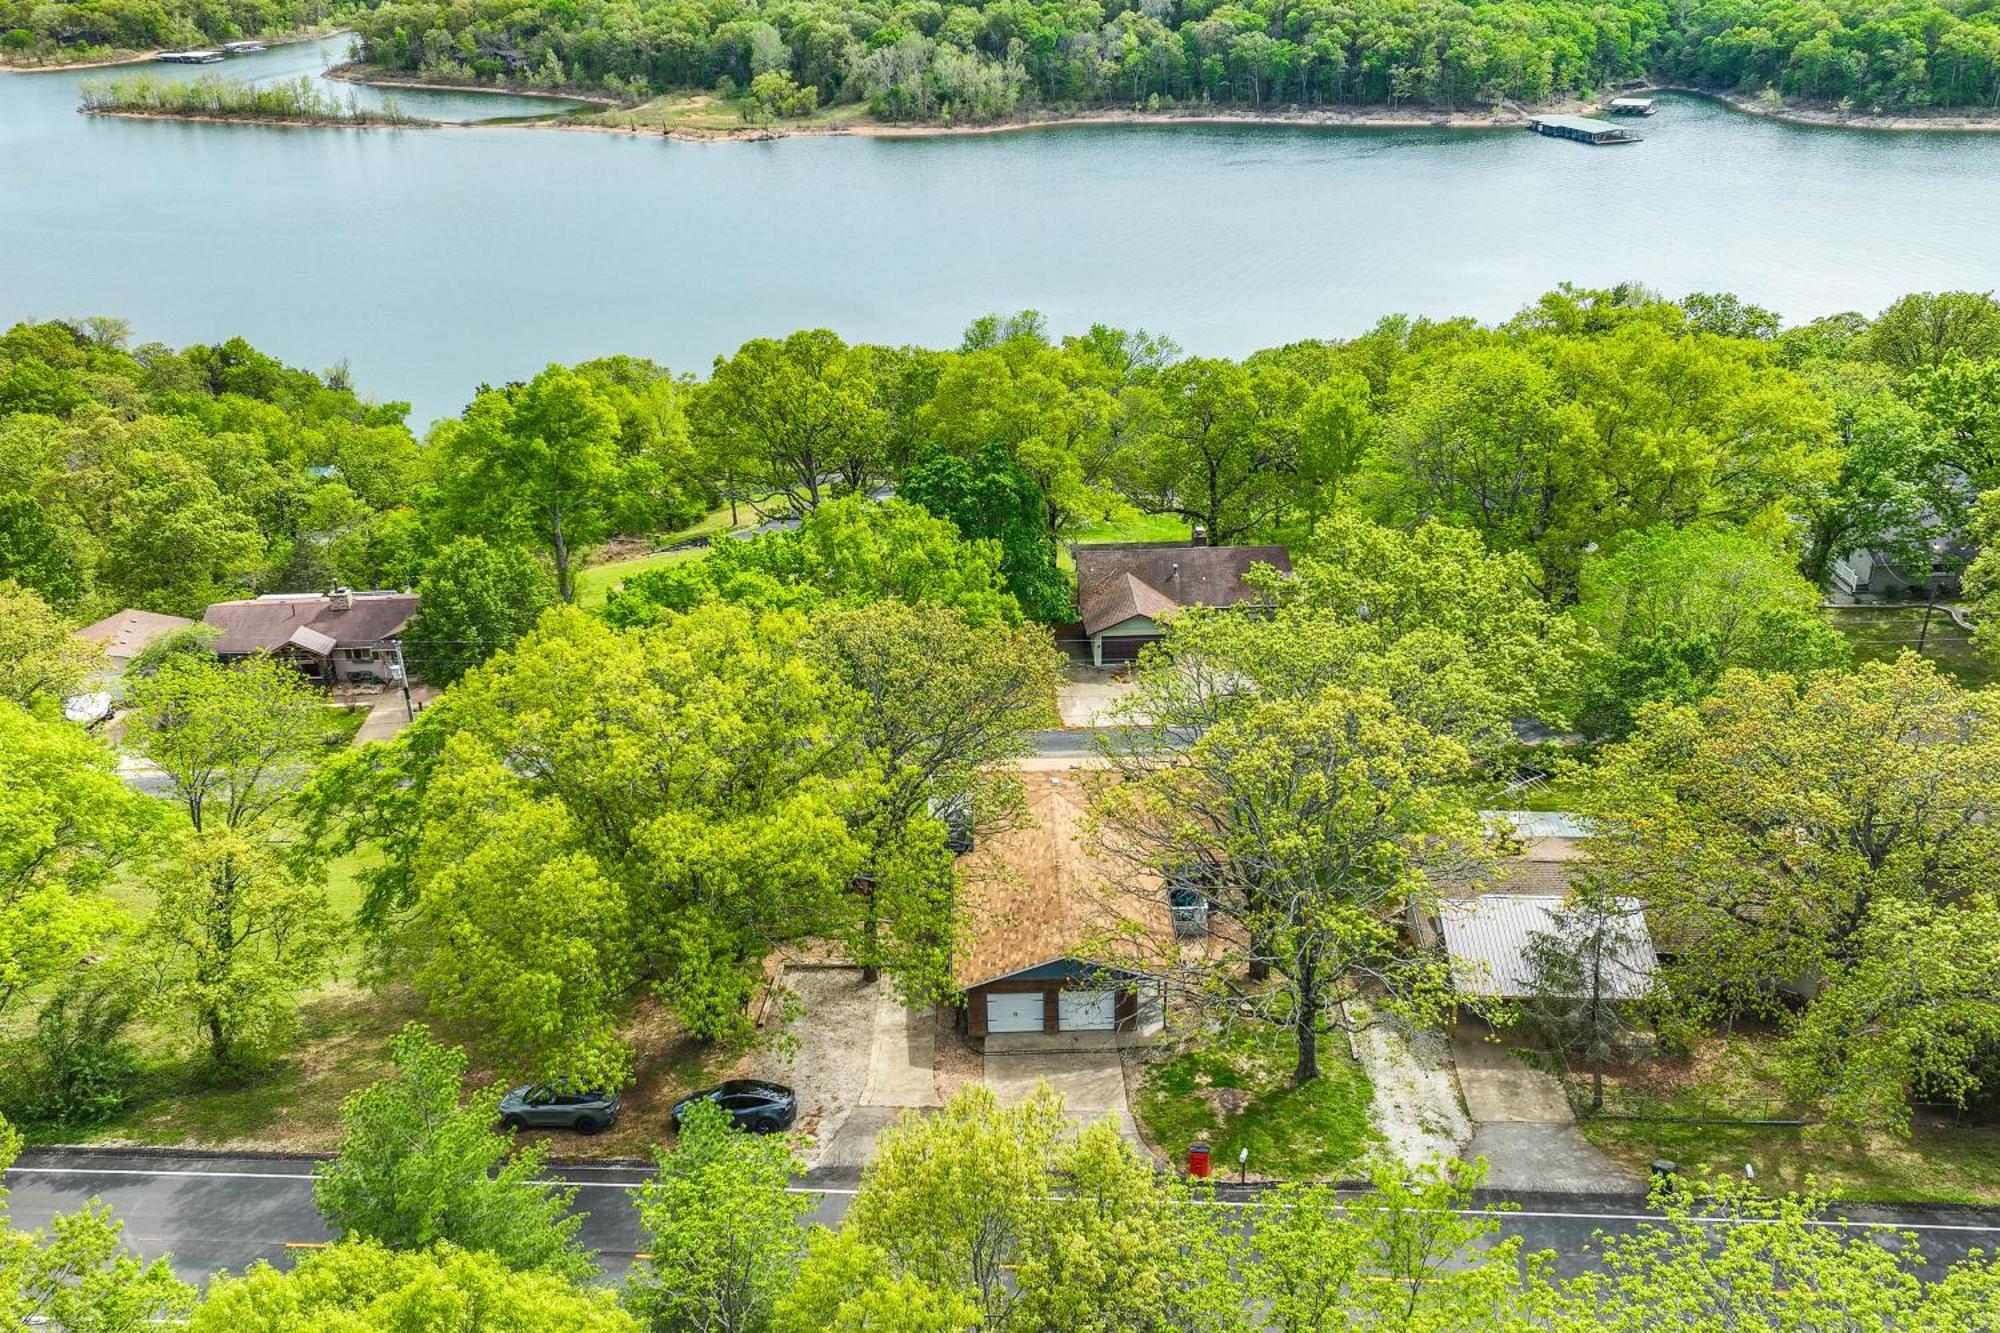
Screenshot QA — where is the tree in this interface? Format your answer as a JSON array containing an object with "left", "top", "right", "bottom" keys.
[
  {"left": 604, "top": 497, "right": 1022, "bottom": 629},
  {"left": 387, "top": 606, "right": 876, "bottom": 1046},
  {"left": 899, "top": 443, "right": 1071, "bottom": 620},
  {"left": 1571, "top": 524, "right": 1850, "bottom": 736},
  {"left": 428, "top": 365, "right": 622, "bottom": 603},
  {"left": 1098, "top": 683, "right": 1480, "bottom": 1085},
  {"left": 1250, "top": 1160, "right": 1531, "bottom": 1332},
  {"left": 126, "top": 655, "right": 341, "bottom": 1066},
  {"left": 1522, "top": 881, "right": 1651, "bottom": 1113},
  {"left": 846, "top": 1086, "right": 1063, "bottom": 1327},
  {"left": 405, "top": 535, "right": 557, "bottom": 685},
  {"left": 1585, "top": 655, "right": 2000, "bottom": 1127},
  {"left": 1109, "top": 357, "right": 1295, "bottom": 543},
  {"left": 0, "top": 1114, "right": 196, "bottom": 1331},
  {"left": 694, "top": 330, "right": 886, "bottom": 515},
  {"left": 625, "top": 1099, "right": 811, "bottom": 1333},
  {"left": 806, "top": 600, "right": 1061, "bottom": 994},
  {"left": 0, "top": 702, "right": 151, "bottom": 1016},
  {"left": 189, "top": 1242, "right": 636, "bottom": 1332},
  {"left": 0, "top": 582, "right": 102, "bottom": 711},
  {"left": 313, "top": 1023, "right": 595, "bottom": 1280},
  {"left": 773, "top": 1231, "right": 981, "bottom": 1333},
  {"left": 1795, "top": 382, "right": 1940, "bottom": 588},
  {"left": 1863, "top": 290, "right": 2000, "bottom": 375}
]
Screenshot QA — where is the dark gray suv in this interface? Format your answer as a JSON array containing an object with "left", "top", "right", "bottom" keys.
[{"left": 498, "top": 1085, "right": 622, "bottom": 1135}]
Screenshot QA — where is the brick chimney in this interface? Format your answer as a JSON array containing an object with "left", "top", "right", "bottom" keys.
[{"left": 327, "top": 586, "right": 352, "bottom": 612}]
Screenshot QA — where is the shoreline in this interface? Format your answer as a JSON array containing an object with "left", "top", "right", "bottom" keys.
[
  {"left": 324, "top": 62, "right": 619, "bottom": 108},
  {"left": 80, "top": 106, "right": 427, "bottom": 129},
  {"left": 0, "top": 27, "right": 344, "bottom": 75},
  {"left": 1654, "top": 84, "right": 2000, "bottom": 133}
]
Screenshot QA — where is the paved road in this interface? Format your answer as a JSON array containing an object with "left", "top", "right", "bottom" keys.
[{"left": 11, "top": 1150, "right": 2000, "bottom": 1288}]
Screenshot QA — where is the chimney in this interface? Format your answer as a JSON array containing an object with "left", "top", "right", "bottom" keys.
[
  {"left": 1191, "top": 525, "right": 1208, "bottom": 547},
  {"left": 327, "top": 586, "right": 352, "bottom": 612}
]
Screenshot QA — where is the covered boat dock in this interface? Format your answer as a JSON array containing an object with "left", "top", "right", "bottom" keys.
[{"left": 1527, "top": 114, "right": 1641, "bottom": 145}]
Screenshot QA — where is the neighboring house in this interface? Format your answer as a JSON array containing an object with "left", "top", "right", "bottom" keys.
[
  {"left": 68, "top": 608, "right": 195, "bottom": 718},
  {"left": 202, "top": 587, "right": 418, "bottom": 686},
  {"left": 1071, "top": 536, "right": 1291, "bottom": 666},
  {"left": 1429, "top": 811, "right": 1657, "bottom": 1000},
  {"left": 954, "top": 764, "right": 1172, "bottom": 1046},
  {"left": 1829, "top": 543, "right": 1966, "bottom": 600}
]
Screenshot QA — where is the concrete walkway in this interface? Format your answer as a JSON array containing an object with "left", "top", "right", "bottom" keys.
[{"left": 1452, "top": 1032, "right": 1638, "bottom": 1193}]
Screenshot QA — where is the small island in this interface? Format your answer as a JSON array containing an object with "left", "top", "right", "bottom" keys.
[{"left": 78, "top": 73, "right": 425, "bottom": 127}]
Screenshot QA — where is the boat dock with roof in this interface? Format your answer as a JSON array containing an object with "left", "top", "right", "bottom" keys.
[{"left": 1527, "top": 113, "right": 1641, "bottom": 144}]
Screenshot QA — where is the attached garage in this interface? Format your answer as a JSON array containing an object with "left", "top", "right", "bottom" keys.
[
  {"left": 1058, "top": 989, "right": 1117, "bottom": 1031},
  {"left": 985, "top": 991, "right": 1046, "bottom": 1034}
]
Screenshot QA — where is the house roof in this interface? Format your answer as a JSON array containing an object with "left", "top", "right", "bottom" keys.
[
  {"left": 1481, "top": 810, "right": 1595, "bottom": 841},
  {"left": 1074, "top": 543, "right": 1291, "bottom": 637},
  {"left": 1440, "top": 893, "right": 1656, "bottom": 999},
  {"left": 203, "top": 591, "right": 418, "bottom": 657},
  {"left": 954, "top": 760, "right": 1175, "bottom": 990},
  {"left": 75, "top": 609, "right": 194, "bottom": 661}
]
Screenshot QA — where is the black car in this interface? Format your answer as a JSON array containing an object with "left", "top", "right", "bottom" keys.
[
  {"left": 498, "top": 1084, "right": 622, "bottom": 1134},
  {"left": 670, "top": 1080, "right": 798, "bottom": 1134}
]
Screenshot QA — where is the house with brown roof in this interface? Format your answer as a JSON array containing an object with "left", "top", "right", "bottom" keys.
[
  {"left": 202, "top": 587, "right": 418, "bottom": 686},
  {"left": 1072, "top": 537, "right": 1290, "bottom": 666},
  {"left": 954, "top": 761, "right": 1175, "bottom": 1047},
  {"left": 76, "top": 608, "right": 197, "bottom": 668}
]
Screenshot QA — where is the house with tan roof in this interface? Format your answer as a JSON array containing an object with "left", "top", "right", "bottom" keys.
[
  {"left": 202, "top": 587, "right": 418, "bottom": 686},
  {"left": 1072, "top": 537, "right": 1290, "bottom": 666},
  {"left": 75, "top": 608, "right": 196, "bottom": 667},
  {"left": 954, "top": 762, "right": 1175, "bottom": 1046}
]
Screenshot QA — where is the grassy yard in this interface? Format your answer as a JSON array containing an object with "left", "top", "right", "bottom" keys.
[
  {"left": 582, "top": 93, "right": 874, "bottom": 135},
  {"left": 1825, "top": 606, "right": 1993, "bottom": 687},
  {"left": 1073, "top": 512, "right": 1193, "bottom": 546},
  {"left": 572, "top": 502, "right": 761, "bottom": 608},
  {"left": 1576, "top": 1032, "right": 2000, "bottom": 1203},
  {"left": 1133, "top": 1023, "right": 1378, "bottom": 1180}
]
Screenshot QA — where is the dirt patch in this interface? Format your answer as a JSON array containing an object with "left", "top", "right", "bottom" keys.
[
  {"left": 739, "top": 966, "right": 878, "bottom": 1154},
  {"left": 933, "top": 1008, "right": 983, "bottom": 1104},
  {"left": 1345, "top": 1007, "right": 1470, "bottom": 1169}
]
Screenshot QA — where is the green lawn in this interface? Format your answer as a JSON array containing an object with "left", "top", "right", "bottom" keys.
[
  {"left": 1133, "top": 1023, "right": 1378, "bottom": 1180},
  {"left": 1577, "top": 1032, "right": 2000, "bottom": 1203},
  {"left": 1825, "top": 606, "right": 1994, "bottom": 687},
  {"left": 572, "top": 502, "right": 760, "bottom": 608},
  {"left": 1073, "top": 512, "right": 1193, "bottom": 545}
]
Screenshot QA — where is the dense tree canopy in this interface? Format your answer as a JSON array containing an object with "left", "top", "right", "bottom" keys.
[{"left": 339, "top": 0, "right": 2000, "bottom": 114}]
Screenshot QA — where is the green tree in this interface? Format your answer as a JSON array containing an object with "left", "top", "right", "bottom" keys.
[
  {"left": 405, "top": 535, "right": 557, "bottom": 685},
  {"left": 0, "top": 702, "right": 150, "bottom": 1016},
  {"left": 899, "top": 443, "right": 1071, "bottom": 620},
  {"left": 694, "top": 330, "right": 886, "bottom": 515},
  {"left": 806, "top": 600, "right": 1061, "bottom": 994},
  {"left": 0, "top": 1114, "right": 196, "bottom": 1331},
  {"left": 1586, "top": 655, "right": 2000, "bottom": 1127},
  {"left": 605, "top": 497, "right": 1021, "bottom": 629},
  {"left": 126, "top": 655, "right": 341, "bottom": 1066},
  {"left": 1864, "top": 290, "right": 2000, "bottom": 375},
  {"left": 428, "top": 366, "right": 622, "bottom": 603},
  {"left": 625, "top": 1099, "right": 811, "bottom": 1333},
  {"left": 1522, "top": 881, "right": 1651, "bottom": 1113},
  {"left": 1110, "top": 357, "right": 1296, "bottom": 543},
  {"left": 773, "top": 1231, "right": 981, "bottom": 1333},
  {"left": 0, "top": 582, "right": 103, "bottom": 711},
  {"left": 190, "top": 1241, "right": 636, "bottom": 1332},
  {"left": 313, "top": 1023, "right": 595, "bottom": 1280}
]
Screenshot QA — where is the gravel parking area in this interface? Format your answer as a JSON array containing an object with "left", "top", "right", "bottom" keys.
[{"left": 742, "top": 966, "right": 878, "bottom": 1155}]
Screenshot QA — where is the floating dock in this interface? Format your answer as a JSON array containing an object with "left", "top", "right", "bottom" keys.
[
  {"left": 222, "top": 40, "right": 267, "bottom": 53},
  {"left": 1608, "top": 97, "right": 1658, "bottom": 116},
  {"left": 156, "top": 49, "right": 224, "bottom": 63},
  {"left": 1527, "top": 114, "right": 1641, "bottom": 145}
]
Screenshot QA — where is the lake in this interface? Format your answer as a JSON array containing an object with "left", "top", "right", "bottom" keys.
[{"left": 6, "top": 35, "right": 2000, "bottom": 427}]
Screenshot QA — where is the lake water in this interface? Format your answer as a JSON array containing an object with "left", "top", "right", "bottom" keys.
[{"left": 6, "top": 35, "right": 2000, "bottom": 427}]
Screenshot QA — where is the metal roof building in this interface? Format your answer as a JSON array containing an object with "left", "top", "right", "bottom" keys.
[{"left": 1440, "top": 893, "right": 1656, "bottom": 999}]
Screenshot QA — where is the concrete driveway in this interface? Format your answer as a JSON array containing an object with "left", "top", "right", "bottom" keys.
[
  {"left": 812, "top": 984, "right": 941, "bottom": 1178},
  {"left": 984, "top": 1048, "right": 1139, "bottom": 1142},
  {"left": 1453, "top": 1031, "right": 1638, "bottom": 1193}
]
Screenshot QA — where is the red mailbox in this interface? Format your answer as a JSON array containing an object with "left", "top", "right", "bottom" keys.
[{"left": 1187, "top": 1140, "right": 1211, "bottom": 1178}]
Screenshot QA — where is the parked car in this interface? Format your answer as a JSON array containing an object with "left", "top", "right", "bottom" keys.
[
  {"left": 498, "top": 1085, "right": 622, "bottom": 1135},
  {"left": 670, "top": 1080, "right": 798, "bottom": 1134}
]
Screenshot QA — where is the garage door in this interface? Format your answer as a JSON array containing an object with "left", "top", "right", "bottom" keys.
[
  {"left": 986, "top": 992, "right": 1045, "bottom": 1033},
  {"left": 1057, "top": 989, "right": 1117, "bottom": 1031}
]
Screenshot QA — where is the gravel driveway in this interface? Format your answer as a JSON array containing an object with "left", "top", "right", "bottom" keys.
[{"left": 743, "top": 966, "right": 878, "bottom": 1156}]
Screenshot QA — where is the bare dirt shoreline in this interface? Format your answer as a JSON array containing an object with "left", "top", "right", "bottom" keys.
[
  {"left": 1656, "top": 84, "right": 2000, "bottom": 133},
  {"left": 0, "top": 28, "right": 342, "bottom": 75}
]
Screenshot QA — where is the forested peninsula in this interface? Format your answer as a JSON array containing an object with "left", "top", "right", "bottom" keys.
[{"left": 333, "top": 0, "right": 2000, "bottom": 127}]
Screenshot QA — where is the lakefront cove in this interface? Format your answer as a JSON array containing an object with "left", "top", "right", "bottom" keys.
[{"left": 8, "top": 35, "right": 2000, "bottom": 426}]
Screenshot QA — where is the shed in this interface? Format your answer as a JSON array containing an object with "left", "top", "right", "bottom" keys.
[
  {"left": 954, "top": 763, "right": 1173, "bottom": 1045},
  {"left": 1440, "top": 894, "right": 1656, "bottom": 999}
]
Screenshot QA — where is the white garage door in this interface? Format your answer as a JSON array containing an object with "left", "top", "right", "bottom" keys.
[
  {"left": 986, "top": 991, "right": 1045, "bottom": 1033},
  {"left": 1057, "top": 989, "right": 1117, "bottom": 1032}
]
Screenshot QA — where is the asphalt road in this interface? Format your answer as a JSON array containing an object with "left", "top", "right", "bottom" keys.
[{"left": 11, "top": 1150, "right": 2000, "bottom": 1288}]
